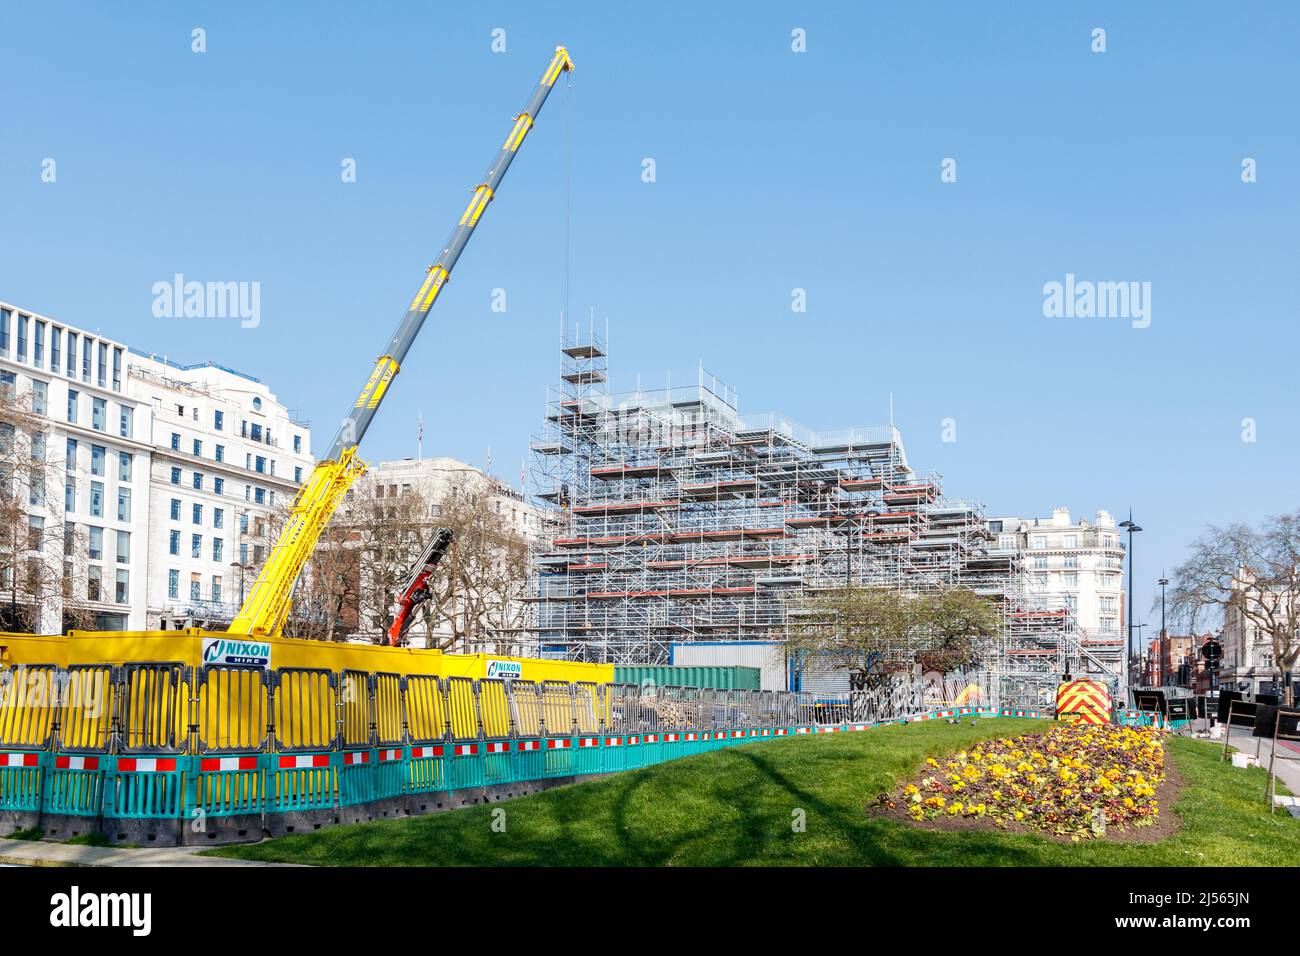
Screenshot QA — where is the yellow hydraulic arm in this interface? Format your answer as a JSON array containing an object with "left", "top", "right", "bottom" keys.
[{"left": 229, "top": 46, "right": 575, "bottom": 638}]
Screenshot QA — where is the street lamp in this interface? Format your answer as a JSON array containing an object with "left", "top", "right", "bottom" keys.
[
  {"left": 1119, "top": 514, "right": 1143, "bottom": 694},
  {"left": 1158, "top": 575, "right": 1169, "bottom": 687}
]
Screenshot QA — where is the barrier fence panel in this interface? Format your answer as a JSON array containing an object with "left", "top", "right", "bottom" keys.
[
  {"left": 106, "top": 755, "right": 186, "bottom": 820},
  {"left": 275, "top": 668, "right": 338, "bottom": 753},
  {"left": 0, "top": 750, "right": 44, "bottom": 812},
  {"left": 405, "top": 675, "right": 448, "bottom": 744},
  {"left": 606, "top": 684, "right": 638, "bottom": 734},
  {"left": 509, "top": 680, "right": 543, "bottom": 738},
  {"left": 195, "top": 665, "right": 270, "bottom": 754},
  {"left": 55, "top": 665, "right": 115, "bottom": 754},
  {"left": 340, "top": 669, "right": 373, "bottom": 749},
  {"left": 193, "top": 754, "right": 263, "bottom": 818},
  {"left": 374, "top": 672, "right": 405, "bottom": 747},
  {"left": 0, "top": 664, "right": 59, "bottom": 750},
  {"left": 574, "top": 681, "right": 601, "bottom": 734},
  {"left": 445, "top": 677, "right": 482, "bottom": 741},
  {"left": 478, "top": 679, "right": 513, "bottom": 739},
  {"left": 120, "top": 663, "right": 188, "bottom": 755},
  {"left": 540, "top": 681, "right": 575, "bottom": 737}
]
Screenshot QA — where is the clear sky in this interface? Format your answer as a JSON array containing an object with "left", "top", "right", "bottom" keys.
[{"left": 2, "top": 2, "right": 1297, "bottom": 635}]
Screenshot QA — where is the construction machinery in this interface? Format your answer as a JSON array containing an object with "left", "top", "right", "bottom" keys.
[
  {"left": 228, "top": 46, "right": 575, "bottom": 638},
  {"left": 386, "top": 528, "right": 454, "bottom": 646}
]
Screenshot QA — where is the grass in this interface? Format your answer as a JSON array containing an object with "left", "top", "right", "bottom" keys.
[
  {"left": 206, "top": 718, "right": 1300, "bottom": 866},
  {"left": 4, "top": 827, "right": 43, "bottom": 842}
]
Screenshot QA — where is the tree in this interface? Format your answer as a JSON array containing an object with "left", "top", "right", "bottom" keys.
[
  {"left": 1168, "top": 511, "right": 1300, "bottom": 704},
  {"left": 788, "top": 585, "right": 999, "bottom": 678},
  {"left": 0, "top": 379, "right": 95, "bottom": 633}
]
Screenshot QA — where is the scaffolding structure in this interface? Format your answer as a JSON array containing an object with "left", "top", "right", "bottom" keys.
[{"left": 527, "top": 325, "right": 1119, "bottom": 708}]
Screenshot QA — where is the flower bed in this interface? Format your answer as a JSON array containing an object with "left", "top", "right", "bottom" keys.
[{"left": 876, "top": 724, "right": 1166, "bottom": 840}]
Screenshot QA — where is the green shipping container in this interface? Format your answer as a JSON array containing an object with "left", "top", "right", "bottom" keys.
[{"left": 612, "top": 665, "right": 762, "bottom": 691}]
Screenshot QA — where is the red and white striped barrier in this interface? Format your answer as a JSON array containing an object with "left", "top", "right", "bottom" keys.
[
  {"left": 546, "top": 738, "right": 570, "bottom": 750},
  {"left": 454, "top": 744, "right": 478, "bottom": 756},
  {"left": 379, "top": 748, "right": 403, "bottom": 762},
  {"left": 579, "top": 737, "right": 599, "bottom": 748},
  {"left": 344, "top": 751, "right": 370, "bottom": 766},
  {"left": 604, "top": 736, "right": 623, "bottom": 747},
  {"left": 277, "top": 755, "right": 329, "bottom": 770},
  {"left": 199, "top": 756, "right": 258, "bottom": 772},
  {"left": 516, "top": 740, "right": 540, "bottom": 752},
  {"left": 56, "top": 755, "right": 100, "bottom": 771},
  {"left": 118, "top": 757, "right": 177, "bottom": 772},
  {"left": 486, "top": 742, "right": 510, "bottom": 754},
  {"left": 3, "top": 753, "right": 40, "bottom": 768},
  {"left": 411, "top": 745, "right": 444, "bottom": 758}
]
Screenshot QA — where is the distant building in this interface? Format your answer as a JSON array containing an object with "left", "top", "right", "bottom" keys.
[
  {"left": 1143, "top": 632, "right": 1215, "bottom": 688},
  {"left": 1222, "top": 581, "right": 1294, "bottom": 695},
  {"left": 986, "top": 508, "right": 1126, "bottom": 679},
  {"left": 331, "top": 458, "right": 552, "bottom": 648}
]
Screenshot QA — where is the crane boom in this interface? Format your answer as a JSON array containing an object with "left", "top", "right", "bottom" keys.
[{"left": 229, "top": 46, "right": 574, "bottom": 638}]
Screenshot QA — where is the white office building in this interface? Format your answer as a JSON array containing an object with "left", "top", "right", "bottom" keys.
[
  {"left": 127, "top": 353, "right": 314, "bottom": 629},
  {"left": 987, "top": 507, "right": 1127, "bottom": 676},
  {"left": 0, "top": 301, "right": 150, "bottom": 631},
  {"left": 0, "top": 298, "right": 313, "bottom": 634}
]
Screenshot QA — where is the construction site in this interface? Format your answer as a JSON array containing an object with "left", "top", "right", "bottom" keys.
[{"left": 527, "top": 324, "right": 1124, "bottom": 709}]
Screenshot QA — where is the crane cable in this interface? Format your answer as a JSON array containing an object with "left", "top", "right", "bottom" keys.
[{"left": 562, "top": 69, "right": 572, "bottom": 332}]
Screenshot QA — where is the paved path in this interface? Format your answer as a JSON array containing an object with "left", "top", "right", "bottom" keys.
[
  {"left": 1221, "top": 724, "right": 1300, "bottom": 803},
  {"left": 0, "top": 838, "right": 297, "bottom": 868}
]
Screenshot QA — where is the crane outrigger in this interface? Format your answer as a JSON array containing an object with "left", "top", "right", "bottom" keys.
[{"left": 229, "top": 46, "right": 574, "bottom": 638}]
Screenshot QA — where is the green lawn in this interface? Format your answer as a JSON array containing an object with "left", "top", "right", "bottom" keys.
[{"left": 207, "top": 719, "right": 1300, "bottom": 866}]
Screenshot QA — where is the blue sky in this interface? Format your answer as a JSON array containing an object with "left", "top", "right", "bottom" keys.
[{"left": 2, "top": 2, "right": 1297, "bottom": 634}]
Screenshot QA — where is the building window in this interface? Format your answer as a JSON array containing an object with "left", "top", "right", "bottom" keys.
[
  {"left": 51, "top": 327, "right": 61, "bottom": 370},
  {"left": 97, "top": 342, "right": 107, "bottom": 388},
  {"left": 191, "top": 534, "right": 202, "bottom": 559},
  {"left": 81, "top": 337, "right": 91, "bottom": 382},
  {"left": 116, "top": 530, "right": 130, "bottom": 564},
  {"left": 255, "top": 456, "right": 266, "bottom": 474},
  {"left": 89, "top": 526, "right": 103, "bottom": 561},
  {"left": 170, "top": 467, "right": 181, "bottom": 485},
  {"left": 215, "top": 444, "right": 224, "bottom": 463},
  {"left": 214, "top": 477, "right": 224, "bottom": 496},
  {"left": 33, "top": 321, "right": 45, "bottom": 366},
  {"left": 91, "top": 397, "right": 106, "bottom": 431},
  {"left": 193, "top": 472, "right": 203, "bottom": 491},
  {"left": 193, "top": 438, "right": 202, "bottom": 456},
  {"left": 212, "top": 538, "right": 223, "bottom": 562},
  {"left": 64, "top": 479, "right": 75, "bottom": 513},
  {"left": 31, "top": 380, "right": 47, "bottom": 416},
  {"left": 1032, "top": 555, "right": 1047, "bottom": 569},
  {"left": 66, "top": 331, "right": 77, "bottom": 377},
  {"left": 1063, "top": 572, "right": 1078, "bottom": 587},
  {"left": 118, "top": 452, "right": 132, "bottom": 482},
  {"left": 1063, "top": 533, "right": 1078, "bottom": 548},
  {"left": 16, "top": 314, "right": 28, "bottom": 361},
  {"left": 119, "top": 406, "right": 132, "bottom": 439},
  {"left": 294, "top": 466, "right": 302, "bottom": 483},
  {"left": 213, "top": 508, "right": 224, "bottom": 529},
  {"left": 88, "top": 566, "right": 102, "bottom": 602},
  {"left": 168, "top": 569, "right": 179, "bottom": 599},
  {"left": 115, "top": 569, "right": 128, "bottom": 604},
  {"left": 190, "top": 573, "right": 201, "bottom": 601},
  {"left": 117, "top": 487, "right": 131, "bottom": 522},
  {"left": 1100, "top": 617, "right": 1117, "bottom": 634},
  {"left": 293, "top": 434, "right": 301, "bottom": 453},
  {"left": 65, "top": 438, "right": 76, "bottom": 471},
  {"left": 112, "top": 347, "right": 122, "bottom": 390},
  {"left": 254, "top": 487, "right": 266, "bottom": 505},
  {"left": 90, "top": 481, "right": 104, "bottom": 518},
  {"left": 0, "top": 308, "right": 8, "bottom": 355},
  {"left": 211, "top": 576, "right": 222, "bottom": 603},
  {"left": 1063, "top": 555, "right": 1079, "bottom": 569},
  {"left": 91, "top": 445, "right": 105, "bottom": 477},
  {"left": 169, "top": 529, "right": 180, "bottom": 556},
  {"left": 192, "top": 503, "right": 202, "bottom": 525},
  {"left": 169, "top": 498, "right": 180, "bottom": 521},
  {"left": 170, "top": 433, "right": 180, "bottom": 451},
  {"left": 1032, "top": 535, "right": 1046, "bottom": 549},
  {"left": 66, "top": 389, "right": 78, "bottom": 424},
  {"left": 214, "top": 409, "right": 224, "bottom": 431}
]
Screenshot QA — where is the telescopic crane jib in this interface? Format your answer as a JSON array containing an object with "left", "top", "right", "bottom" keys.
[{"left": 228, "top": 46, "right": 575, "bottom": 639}]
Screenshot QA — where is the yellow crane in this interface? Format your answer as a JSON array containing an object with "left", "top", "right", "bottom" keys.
[{"left": 229, "top": 46, "right": 575, "bottom": 638}]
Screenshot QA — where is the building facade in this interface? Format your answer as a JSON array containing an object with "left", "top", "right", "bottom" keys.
[
  {"left": 985, "top": 508, "right": 1126, "bottom": 679},
  {"left": 126, "top": 353, "right": 313, "bottom": 629},
  {"left": 0, "top": 299, "right": 311, "bottom": 634},
  {"left": 0, "top": 301, "right": 149, "bottom": 631},
  {"left": 329, "top": 457, "right": 551, "bottom": 648},
  {"left": 1222, "top": 587, "right": 1293, "bottom": 695}
]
